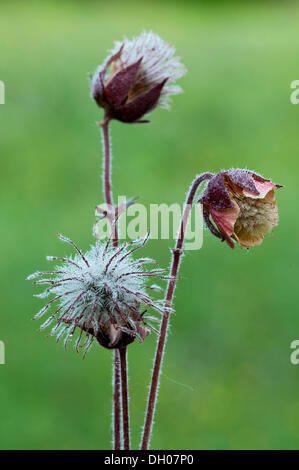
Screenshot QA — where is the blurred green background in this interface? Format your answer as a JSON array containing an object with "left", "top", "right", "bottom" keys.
[{"left": 1, "top": 0, "right": 299, "bottom": 450}]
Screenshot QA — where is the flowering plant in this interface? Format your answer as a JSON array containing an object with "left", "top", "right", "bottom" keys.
[{"left": 28, "top": 31, "right": 281, "bottom": 450}]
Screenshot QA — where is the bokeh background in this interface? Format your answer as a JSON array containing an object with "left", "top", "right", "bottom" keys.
[{"left": 1, "top": 0, "right": 299, "bottom": 450}]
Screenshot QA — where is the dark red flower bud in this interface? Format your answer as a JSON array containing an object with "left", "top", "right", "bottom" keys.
[
  {"left": 91, "top": 31, "right": 186, "bottom": 123},
  {"left": 198, "top": 169, "right": 282, "bottom": 248}
]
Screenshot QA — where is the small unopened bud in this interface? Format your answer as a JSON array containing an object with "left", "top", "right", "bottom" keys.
[{"left": 90, "top": 31, "right": 186, "bottom": 123}]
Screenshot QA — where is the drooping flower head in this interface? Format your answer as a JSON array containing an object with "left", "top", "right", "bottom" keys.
[
  {"left": 91, "top": 30, "right": 186, "bottom": 123},
  {"left": 28, "top": 233, "right": 169, "bottom": 357},
  {"left": 198, "top": 169, "right": 282, "bottom": 248}
]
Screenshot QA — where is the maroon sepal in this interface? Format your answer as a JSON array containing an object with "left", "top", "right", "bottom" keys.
[
  {"left": 92, "top": 46, "right": 125, "bottom": 108},
  {"left": 95, "top": 329, "right": 136, "bottom": 349},
  {"left": 112, "top": 79, "right": 168, "bottom": 123},
  {"left": 78, "top": 323, "right": 136, "bottom": 350},
  {"left": 198, "top": 171, "right": 233, "bottom": 210},
  {"left": 226, "top": 169, "right": 260, "bottom": 195},
  {"left": 104, "top": 58, "right": 143, "bottom": 107}
]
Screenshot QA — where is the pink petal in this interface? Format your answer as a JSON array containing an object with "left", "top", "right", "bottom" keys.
[
  {"left": 209, "top": 201, "right": 239, "bottom": 238},
  {"left": 243, "top": 180, "right": 276, "bottom": 199}
]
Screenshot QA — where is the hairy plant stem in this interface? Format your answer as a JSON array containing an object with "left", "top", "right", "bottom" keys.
[
  {"left": 100, "top": 116, "right": 130, "bottom": 450},
  {"left": 113, "top": 349, "right": 121, "bottom": 450},
  {"left": 119, "top": 346, "right": 130, "bottom": 449},
  {"left": 101, "top": 116, "right": 118, "bottom": 245},
  {"left": 141, "top": 172, "right": 214, "bottom": 450}
]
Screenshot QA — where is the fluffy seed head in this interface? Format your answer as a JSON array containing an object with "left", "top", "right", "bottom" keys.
[
  {"left": 91, "top": 30, "right": 186, "bottom": 123},
  {"left": 27, "top": 234, "right": 169, "bottom": 357},
  {"left": 198, "top": 169, "right": 282, "bottom": 248}
]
